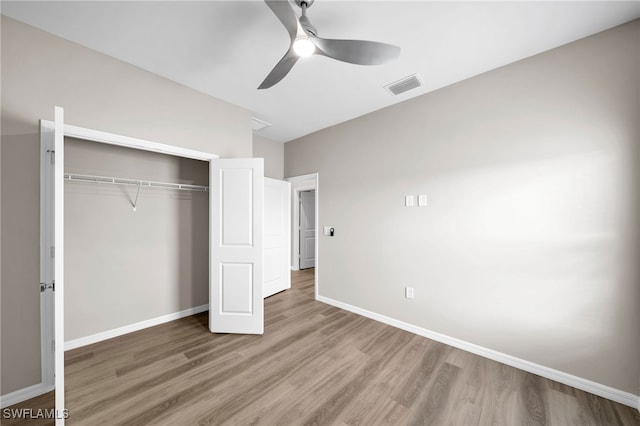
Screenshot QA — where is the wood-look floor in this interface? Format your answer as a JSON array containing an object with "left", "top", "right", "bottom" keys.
[{"left": 5, "top": 268, "right": 640, "bottom": 425}]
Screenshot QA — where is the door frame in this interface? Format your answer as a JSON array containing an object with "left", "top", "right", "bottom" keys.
[
  {"left": 285, "top": 173, "right": 319, "bottom": 300},
  {"left": 40, "top": 107, "right": 219, "bottom": 424}
]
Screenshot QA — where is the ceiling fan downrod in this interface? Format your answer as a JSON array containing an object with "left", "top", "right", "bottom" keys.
[{"left": 296, "top": 0, "right": 317, "bottom": 36}]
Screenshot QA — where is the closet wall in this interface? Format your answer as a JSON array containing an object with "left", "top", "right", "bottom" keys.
[
  {"left": 1, "top": 16, "right": 251, "bottom": 396},
  {"left": 64, "top": 139, "right": 209, "bottom": 342}
]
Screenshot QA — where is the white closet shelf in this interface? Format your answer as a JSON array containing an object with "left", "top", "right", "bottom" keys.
[{"left": 64, "top": 173, "right": 208, "bottom": 192}]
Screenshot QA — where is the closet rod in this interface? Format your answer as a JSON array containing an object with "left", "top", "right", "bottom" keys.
[{"left": 64, "top": 173, "right": 208, "bottom": 192}]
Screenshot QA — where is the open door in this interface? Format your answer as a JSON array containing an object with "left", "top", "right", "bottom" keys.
[
  {"left": 263, "top": 178, "right": 291, "bottom": 298},
  {"left": 209, "top": 159, "right": 264, "bottom": 334},
  {"left": 40, "top": 106, "right": 66, "bottom": 424}
]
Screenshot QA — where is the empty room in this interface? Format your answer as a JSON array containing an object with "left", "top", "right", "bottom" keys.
[{"left": 1, "top": 1, "right": 639, "bottom": 425}]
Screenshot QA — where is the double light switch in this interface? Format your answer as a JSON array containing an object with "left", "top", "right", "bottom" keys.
[{"left": 406, "top": 194, "right": 427, "bottom": 207}]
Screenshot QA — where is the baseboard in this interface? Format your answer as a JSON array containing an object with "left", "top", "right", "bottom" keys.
[
  {"left": 0, "top": 382, "right": 53, "bottom": 409},
  {"left": 317, "top": 295, "right": 639, "bottom": 410},
  {"left": 65, "top": 304, "right": 209, "bottom": 351}
]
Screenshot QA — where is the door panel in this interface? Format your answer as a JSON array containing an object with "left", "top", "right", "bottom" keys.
[
  {"left": 300, "top": 190, "right": 316, "bottom": 269},
  {"left": 263, "top": 178, "right": 291, "bottom": 298},
  {"left": 210, "top": 159, "right": 264, "bottom": 334},
  {"left": 221, "top": 168, "right": 254, "bottom": 246},
  {"left": 221, "top": 263, "right": 254, "bottom": 313}
]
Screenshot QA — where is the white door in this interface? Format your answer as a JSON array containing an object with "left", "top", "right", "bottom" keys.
[
  {"left": 299, "top": 190, "right": 315, "bottom": 269},
  {"left": 263, "top": 178, "right": 291, "bottom": 298},
  {"left": 210, "top": 159, "right": 264, "bottom": 334},
  {"left": 41, "top": 106, "right": 66, "bottom": 425},
  {"left": 39, "top": 120, "right": 56, "bottom": 391}
]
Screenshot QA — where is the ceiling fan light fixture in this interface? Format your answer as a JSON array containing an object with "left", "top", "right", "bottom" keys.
[{"left": 293, "top": 37, "right": 315, "bottom": 57}]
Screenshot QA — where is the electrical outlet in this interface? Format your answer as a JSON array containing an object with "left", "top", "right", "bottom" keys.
[{"left": 405, "top": 287, "right": 414, "bottom": 299}]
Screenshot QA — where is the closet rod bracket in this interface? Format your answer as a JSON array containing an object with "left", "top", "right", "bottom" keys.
[{"left": 132, "top": 182, "right": 142, "bottom": 211}]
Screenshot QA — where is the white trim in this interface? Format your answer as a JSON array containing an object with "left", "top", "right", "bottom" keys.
[
  {"left": 285, "top": 173, "right": 319, "bottom": 300},
  {"left": 41, "top": 121, "right": 217, "bottom": 161},
  {"left": 53, "top": 107, "right": 65, "bottom": 426},
  {"left": 64, "top": 305, "right": 209, "bottom": 351},
  {"left": 63, "top": 123, "right": 218, "bottom": 161},
  {"left": 317, "top": 295, "right": 640, "bottom": 409},
  {"left": 0, "top": 383, "right": 54, "bottom": 409}
]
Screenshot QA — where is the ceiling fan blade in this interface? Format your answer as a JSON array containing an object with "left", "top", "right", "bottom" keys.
[
  {"left": 258, "top": 48, "right": 299, "bottom": 89},
  {"left": 311, "top": 37, "right": 401, "bottom": 65},
  {"left": 264, "top": 0, "right": 299, "bottom": 42}
]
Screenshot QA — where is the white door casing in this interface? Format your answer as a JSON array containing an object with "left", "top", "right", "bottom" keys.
[
  {"left": 54, "top": 106, "right": 66, "bottom": 425},
  {"left": 299, "top": 190, "right": 316, "bottom": 269},
  {"left": 210, "top": 159, "right": 264, "bottom": 334},
  {"left": 263, "top": 178, "right": 291, "bottom": 298}
]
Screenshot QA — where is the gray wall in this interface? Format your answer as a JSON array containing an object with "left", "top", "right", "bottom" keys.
[
  {"left": 64, "top": 139, "right": 209, "bottom": 342},
  {"left": 253, "top": 134, "right": 284, "bottom": 180},
  {"left": 1, "top": 16, "right": 251, "bottom": 395},
  {"left": 285, "top": 20, "right": 640, "bottom": 394}
]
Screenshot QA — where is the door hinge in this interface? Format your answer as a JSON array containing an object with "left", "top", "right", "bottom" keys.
[
  {"left": 47, "top": 149, "right": 55, "bottom": 165},
  {"left": 40, "top": 282, "right": 55, "bottom": 292},
  {"left": 50, "top": 245, "right": 55, "bottom": 258}
]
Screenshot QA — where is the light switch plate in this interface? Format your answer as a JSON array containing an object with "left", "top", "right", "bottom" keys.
[
  {"left": 405, "top": 195, "right": 415, "bottom": 207},
  {"left": 418, "top": 194, "right": 427, "bottom": 207},
  {"left": 405, "top": 287, "right": 414, "bottom": 299}
]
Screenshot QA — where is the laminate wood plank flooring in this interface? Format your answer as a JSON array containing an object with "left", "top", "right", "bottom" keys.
[{"left": 4, "top": 268, "right": 639, "bottom": 425}]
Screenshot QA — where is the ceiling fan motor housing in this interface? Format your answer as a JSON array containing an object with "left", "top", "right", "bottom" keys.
[{"left": 294, "top": 0, "right": 315, "bottom": 9}]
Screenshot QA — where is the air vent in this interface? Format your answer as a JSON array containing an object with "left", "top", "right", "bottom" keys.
[
  {"left": 252, "top": 117, "right": 271, "bottom": 132},
  {"left": 384, "top": 74, "right": 423, "bottom": 96}
]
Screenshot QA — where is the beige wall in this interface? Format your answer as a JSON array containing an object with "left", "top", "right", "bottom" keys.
[
  {"left": 253, "top": 134, "right": 284, "bottom": 180},
  {"left": 1, "top": 16, "right": 251, "bottom": 395},
  {"left": 64, "top": 139, "right": 209, "bottom": 342},
  {"left": 285, "top": 20, "right": 640, "bottom": 394}
]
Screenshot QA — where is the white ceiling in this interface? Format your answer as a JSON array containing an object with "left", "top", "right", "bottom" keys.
[{"left": 3, "top": 1, "right": 639, "bottom": 142}]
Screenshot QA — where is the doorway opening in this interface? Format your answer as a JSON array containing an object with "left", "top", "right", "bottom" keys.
[
  {"left": 299, "top": 190, "right": 315, "bottom": 270},
  {"left": 285, "top": 173, "right": 319, "bottom": 300}
]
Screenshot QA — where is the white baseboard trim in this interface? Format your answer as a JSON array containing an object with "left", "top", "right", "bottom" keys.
[
  {"left": 0, "top": 382, "right": 54, "bottom": 409},
  {"left": 65, "top": 304, "right": 209, "bottom": 351},
  {"left": 317, "top": 295, "right": 640, "bottom": 410}
]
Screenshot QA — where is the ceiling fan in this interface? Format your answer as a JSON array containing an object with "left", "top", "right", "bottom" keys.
[{"left": 258, "top": 0, "right": 401, "bottom": 89}]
